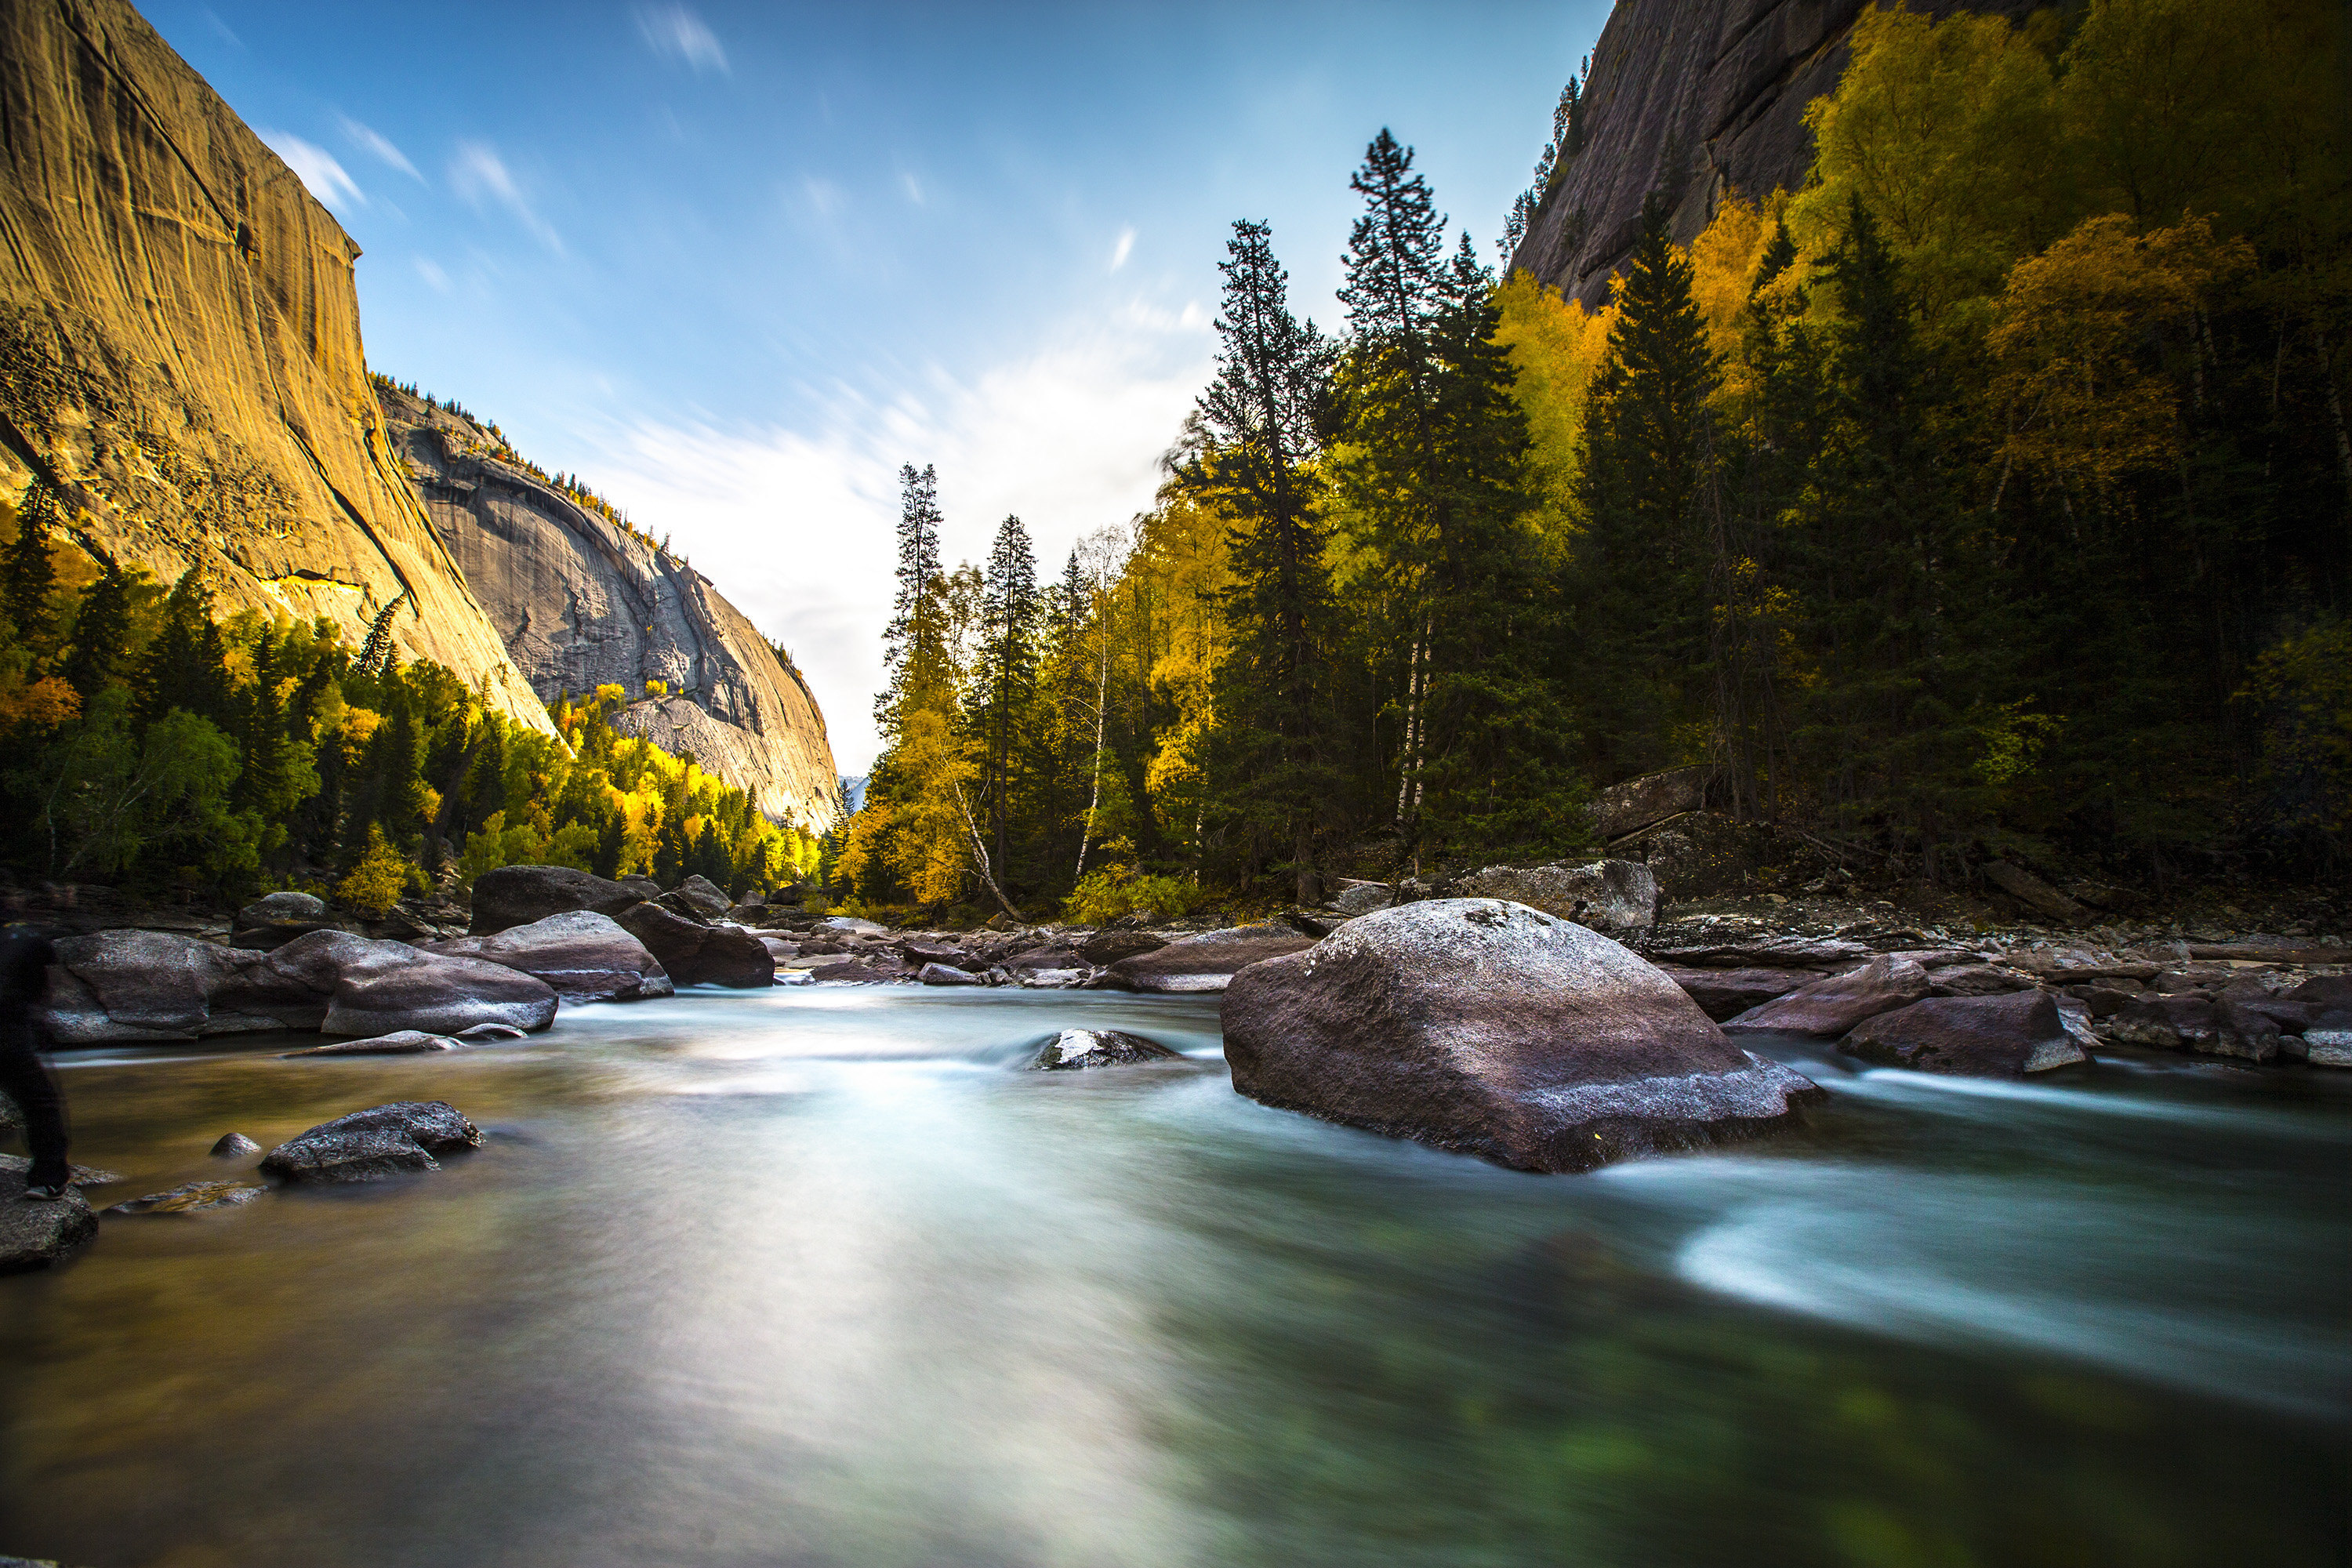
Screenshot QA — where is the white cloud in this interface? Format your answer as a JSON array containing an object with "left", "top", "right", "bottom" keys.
[
  {"left": 1109, "top": 227, "right": 1135, "bottom": 273},
  {"left": 449, "top": 141, "right": 564, "bottom": 254},
  {"left": 339, "top": 115, "right": 421, "bottom": 180},
  {"left": 262, "top": 131, "right": 363, "bottom": 212},
  {"left": 899, "top": 170, "right": 924, "bottom": 206},
  {"left": 583, "top": 307, "right": 1215, "bottom": 774},
  {"left": 414, "top": 257, "right": 452, "bottom": 293},
  {"left": 636, "top": 4, "right": 729, "bottom": 74}
]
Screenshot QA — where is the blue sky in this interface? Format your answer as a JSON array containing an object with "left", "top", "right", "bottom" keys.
[{"left": 148, "top": 0, "right": 1610, "bottom": 773}]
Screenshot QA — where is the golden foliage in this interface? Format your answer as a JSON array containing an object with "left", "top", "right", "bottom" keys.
[
  {"left": 1492, "top": 269, "right": 1614, "bottom": 543},
  {"left": 336, "top": 824, "right": 412, "bottom": 916}
]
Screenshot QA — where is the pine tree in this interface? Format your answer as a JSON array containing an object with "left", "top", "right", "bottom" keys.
[
  {"left": 4, "top": 483, "right": 58, "bottom": 651},
  {"left": 877, "top": 463, "right": 944, "bottom": 738},
  {"left": 593, "top": 809, "right": 627, "bottom": 879},
  {"left": 1572, "top": 194, "right": 1722, "bottom": 783},
  {"left": 61, "top": 561, "right": 132, "bottom": 702},
  {"left": 135, "top": 570, "right": 233, "bottom": 729},
  {"left": 1187, "top": 219, "right": 1338, "bottom": 904},
  {"left": 974, "top": 513, "right": 1040, "bottom": 885}
]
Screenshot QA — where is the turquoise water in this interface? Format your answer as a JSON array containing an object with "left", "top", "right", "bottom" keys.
[{"left": 2, "top": 986, "right": 2347, "bottom": 1566}]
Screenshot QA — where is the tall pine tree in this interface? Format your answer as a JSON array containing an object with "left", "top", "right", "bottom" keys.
[{"left": 974, "top": 513, "right": 1040, "bottom": 884}]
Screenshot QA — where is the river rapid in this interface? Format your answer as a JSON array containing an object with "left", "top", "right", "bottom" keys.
[{"left": 2, "top": 985, "right": 2347, "bottom": 1566}]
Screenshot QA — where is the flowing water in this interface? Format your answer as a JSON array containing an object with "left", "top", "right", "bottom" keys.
[{"left": 2, "top": 986, "right": 2347, "bottom": 1567}]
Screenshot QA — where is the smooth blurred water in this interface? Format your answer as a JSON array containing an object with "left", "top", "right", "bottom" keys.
[{"left": 2, "top": 987, "right": 2346, "bottom": 1567}]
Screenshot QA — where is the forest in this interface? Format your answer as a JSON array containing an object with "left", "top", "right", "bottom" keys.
[
  {"left": 839, "top": 0, "right": 2350, "bottom": 921},
  {"left": 0, "top": 487, "right": 819, "bottom": 909}
]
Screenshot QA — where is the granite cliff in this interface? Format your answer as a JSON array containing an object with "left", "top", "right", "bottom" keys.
[
  {"left": 385, "top": 390, "right": 839, "bottom": 832},
  {"left": 0, "top": 0, "right": 551, "bottom": 731},
  {"left": 1510, "top": 0, "right": 2045, "bottom": 305}
]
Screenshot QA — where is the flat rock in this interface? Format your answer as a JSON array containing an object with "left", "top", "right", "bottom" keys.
[
  {"left": 807, "top": 958, "right": 901, "bottom": 984},
  {"left": 615, "top": 903, "right": 775, "bottom": 988},
  {"left": 1926, "top": 963, "right": 2036, "bottom": 996},
  {"left": 1018, "top": 968, "right": 1087, "bottom": 989},
  {"left": 0, "top": 1168, "right": 97, "bottom": 1272},
  {"left": 1657, "top": 964, "right": 1806, "bottom": 1022},
  {"left": 1032, "top": 1029, "right": 1182, "bottom": 1069},
  {"left": 106, "top": 1181, "right": 264, "bottom": 1214},
  {"left": 1723, "top": 956, "right": 1932, "bottom": 1036},
  {"left": 467, "top": 864, "right": 648, "bottom": 936},
  {"left": 1645, "top": 934, "right": 1878, "bottom": 969},
  {"left": 1590, "top": 766, "right": 1712, "bottom": 838},
  {"left": 1076, "top": 929, "right": 1168, "bottom": 966},
  {"left": 425, "top": 909, "right": 673, "bottom": 1004},
  {"left": 918, "top": 962, "right": 982, "bottom": 986},
  {"left": 1102, "top": 924, "right": 1315, "bottom": 993},
  {"left": 900, "top": 939, "right": 967, "bottom": 966},
  {"left": 1450, "top": 858, "right": 1661, "bottom": 935},
  {"left": 280, "top": 1029, "right": 457, "bottom": 1058},
  {"left": 260, "top": 1100, "right": 481, "bottom": 1185},
  {"left": 1221, "top": 898, "right": 1823, "bottom": 1173},
  {"left": 1841, "top": 991, "right": 2089, "bottom": 1077}
]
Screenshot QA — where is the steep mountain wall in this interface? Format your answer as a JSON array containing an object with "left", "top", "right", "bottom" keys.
[
  {"left": 1510, "top": 0, "right": 2045, "bottom": 305},
  {"left": 386, "top": 390, "right": 840, "bottom": 832},
  {"left": 0, "top": 0, "right": 554, "bottom": 731}
]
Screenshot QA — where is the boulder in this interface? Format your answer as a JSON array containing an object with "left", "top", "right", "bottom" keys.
[
  {"left": 806, "top": 959, "right": 898, "bottom": 984},
  {"left": 1926, "top": 964, "right": 2037, "bottom": 997},
  {"left": 2105, "top": 993, "right": 2281, "bottom": 1063},
  {"left": 900, "top": 940, "right": 966, "bottom": 965},
  {"left": 265, "top": 931, "right": 559, "bottom": 1037},
  {"left": 615, "top": 903, "right": 775, "bottom": 988},
  {"left": 757, "top": 936, "right": 800, "bottom": 963},
  {"left": 231, "top": 890, "right": 341, "bottom": 950},
  {"left": 659, "top": 873, "right": 735, "bottom": 922},
  {"left": 467, "top": 864, "right": 648, "bottom": 936},
  {"left": 1722, "top": 956, "right": 1932, "bottom": 1036},
  {"left": 1330, "top": 880, "right": 1396, "bottom": 916},
  {"left": 1589, "top": 765, "right": 1711, "bottom": 838},
  {"left": 106, "top": 1181, "right": 263, "bottom": 1214},
  {"left": 281, "top": 1030, "right": 458, "bottom": 1058},
  {"left": 0, "top": 1167, "right": 97, "bottom": 1272},
  {"left": 1004, "top": 945, "right": 1087, "bottom": 974},
  {"left": 423, "top": 910, "right": 673, "bottom": 1004},
  {"left": 260, "top": 1101, "right": 481, "bottom": 1185},
  {"left": 1980, "top": 862, "right": 2086, "bottom": 922},
  {"left": 45, "top": 929, "right": 298, "bottom": 1040},
  {"left": 1101, "top": 924, "right": 1316, "bottom": 993},
  {"left": 210, "top": 1133, "right": 262, "bottom": 1157},
  {"left": 1032, "top": 1029, "right": 1183, "bottom": 1069},
  {"left": 1077, "top": 929, "right": 1169, "bottom": 967},
  {"left": 1657, "top": 964, "right": 1809, "bottom": 1022},
  {"left": 1221, "top": 898, "right": 1823, "bottom": 1173},
  {"left": 0, "top": 1155, "right": 121, "bottom": 1186},
  {"left": 1840, "top": 991, "right": 2089, "bottom": 1077},
  {"left": 1450, "top": 858, "right": 1662, "bottom": 935},
  {"left": 918, "top": 962, "right": 983, "bottom": 986},
  {"left": 1018, "top": 968, "right": 1087, "bottom": 989}
]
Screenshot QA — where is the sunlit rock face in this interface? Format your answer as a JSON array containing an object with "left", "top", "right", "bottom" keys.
[
  {"left": 0, "top": 0, "right": 554, "bottom": 735},
  {"left": 386, "top": 389, "right": 839, "bottom": 830},
  {"left": 1508, "top": 0, "right": 2045, "bottom": 307}
]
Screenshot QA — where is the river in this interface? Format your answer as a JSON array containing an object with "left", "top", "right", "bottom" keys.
[{"left": 3, "top": 986, "right": 2347, "bottom": 1566}]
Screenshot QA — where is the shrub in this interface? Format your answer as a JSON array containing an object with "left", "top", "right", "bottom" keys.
[
  {"left": 338, "top": 825, "right": 412, "bottom": 916},
  {"left": 1064, "top": 868, "right": 1207, "bottom": 925}
]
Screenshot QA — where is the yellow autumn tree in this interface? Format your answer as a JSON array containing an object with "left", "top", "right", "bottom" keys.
[{"left": 1492, "top": 268, "right": 1614, "bottom": 546}]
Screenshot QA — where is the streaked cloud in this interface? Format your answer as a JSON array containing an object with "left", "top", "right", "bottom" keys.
[
  {"left": 414, "top": 257, "right": 452, "bottom": 293},
  {"left": 339, "top": 115, "right": 421, "bottom": 180},
  {"left": 449, "top": 141, "right": 563, "bottom": 254},
  {"left": 261, "top": 131, "right": 363, "bottom": 211},
  {"left": 1109, "top": 227, "right": 1135, "bottom": 273},
  {"left": 586, "top": 305, "right": 1214, "bottom": 773},
  {"left": 636, "top": 5, "right": 729, "bottom": 74}
]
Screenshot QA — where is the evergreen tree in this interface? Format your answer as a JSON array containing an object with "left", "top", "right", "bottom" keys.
[
  {"left": 4, "top": 483, "right": 58, "bottom": 651},
  {"left": 135, "top": 570, "right": 232, "bottom": 729},
  {"left": 877, "top": 463, "right": 944, "bottom": 737},
  {"left": 974, "top": 514, "right": 1040, "bottom": 884},
  {"left": 1572, "top": 194, "right": 1721, "bottom": 782},
  {"left": 593, "top": 810, "right": 627, "bottom": 879},
  {"left": 1186, "top": 219, "right": 1338, "bottom": 904},
  {"left": 60, "top": 561, "right": 131, "bottom": 703}
]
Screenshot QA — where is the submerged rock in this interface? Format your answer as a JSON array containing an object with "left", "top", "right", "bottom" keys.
[
  {"left": 1840, "top": 991, "right": 2089, "bottom": 1076},
  {"left": 260, "top": 1101, "right": 481, "bottom": 1185},
  {"left": 1032, "top": 1029, "right": 1182, "bottom": 1070},
  {"left": 425, "top": 910, "right": 673, "bottom": 1004},
  {"left": 280, "top": 1029, "right": 458, "bottom": 1058},
  {"left": 106, "top": 1181, "right": 263, "bottom": 1214},
  {"left": 1100, "top": 924, "right": 1315, "bottom": 993},
  {"left": 210, "top": 1133, "right": 263, "bottom": 1158},
  {"left": 1221, "top": 898, "right": 1822, "bottom": 1174},
  {"left": 1722, "top": 956, "right": 1932, "bottom": 1037}
]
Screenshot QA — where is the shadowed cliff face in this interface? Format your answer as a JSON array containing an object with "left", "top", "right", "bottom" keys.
[
  {"left": 0, "top": 0, "right": 554, "bottom": 732},
  {"left": 1511, "top": 0, "right": 2044, "bottom": 305},
  {"left": 385, "top": 390, "right": 840, "bottom": 833}
]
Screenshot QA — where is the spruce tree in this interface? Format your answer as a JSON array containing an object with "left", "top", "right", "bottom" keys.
[
  {"left": 1573, "top": 194, "right": 1721, "bottom": 782},
  {"left": 61, "top": 561, "right": 131, "bottom": 702},
  {"left": 4, "top": 483, "right": 57, "bottom": 651},
  {"left": 1187, "top": 219, "right": 1337, "bottom": 904},
  {"left": 975, "top": 514, "right": 1040, "bottom": 884},
  {"left": 877, "top": 463, "right": 943, "bottom": 738},
  {"left": 135, "top": 570, "right": 232, "bottom": 729}
]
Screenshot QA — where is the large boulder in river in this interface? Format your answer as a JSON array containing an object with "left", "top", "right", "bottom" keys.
[
  {"left": 1221, "top": 898, "right": 1823, "bottom": 1174},
  {"left": 1840, "top": 991, "right": 2089, "bottom": 1076},
  {"left": 44, "top": 929, "right": 302, "bottom": 1040},
  {"left": 467, "top": 864, "right": 648, "bottom": 935},
  {"left": 262, "top": 931, "right": 558, "bottom": 1037},
  {"left": 1449, "top": 859, "right": 1661, "bottom": 935},
  {"left": 423, "top": 910, "right": 673, "bottom": 1004},
  {"left": 231, "top": 890, "right": 342, "bottom": 951},
  {"left": 658, "top": 873, "right": 735, "bottom": 922},
  {"left": 1722, "top": 956, "right": 1932, "bottom": 1036},
  {"left": 260, "top": 1100, "right": 481, "bottom": 1184},
  {"left": 1099, "top": 924, "right": 1314, "bottom": 993},
  {"left": 616, "top": 902, "right": 775, "bottom": 988}
]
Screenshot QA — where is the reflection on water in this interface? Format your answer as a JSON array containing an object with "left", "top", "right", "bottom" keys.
[{"left": 2, "top": 986, "right": 2345, "bottom": 1566}]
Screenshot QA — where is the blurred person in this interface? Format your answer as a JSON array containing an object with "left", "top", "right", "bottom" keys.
[{"left": 0, "top": 924, "right": 68, "bottom": 1200}]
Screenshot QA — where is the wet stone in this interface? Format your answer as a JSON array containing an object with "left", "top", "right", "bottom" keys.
[
  {"left": 106, "top": 1181, "right": 264, "bottom": 1214},
  {"left": 1032, "top": 1029, "right": 1183, "bottom": 1070}
]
